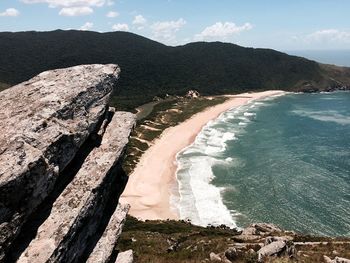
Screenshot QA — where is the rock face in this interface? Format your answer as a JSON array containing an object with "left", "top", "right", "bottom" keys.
[
  {"left": 0, "top": 64, "right": 135, "bottom": 262},
  {"left": 17, "top": 110, "right": 135, "bottom": 263},
  {"left": 87, "top": 203, "right": 130, "bottom": 263},
  {"left": 115, "top": 250, "right": 134, "bottom": 263}
]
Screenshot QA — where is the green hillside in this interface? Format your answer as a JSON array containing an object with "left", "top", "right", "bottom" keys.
[{"left": 0, "top": 30, "right": 349, "bottom": 109}]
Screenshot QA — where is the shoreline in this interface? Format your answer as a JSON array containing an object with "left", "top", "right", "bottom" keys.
[{"left": 120, "top": 90, "right": 286, "bottom": 220}]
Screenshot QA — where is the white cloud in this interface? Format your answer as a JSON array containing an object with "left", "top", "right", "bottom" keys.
[
  {"left": 106, "top": 11, "right": 119, "bottom": 18},
  {"left": 59, "top": 6, "right": 93, "bottom": 16},
  {"left": 306, "top": 29, "right": 350, "bottom": 44},
  {"left": 80, "top": 21, "right": 93, "bottom": 30},
  {"left": 195, "top": 22, "right": 252, "bottom": 41},
  {"left": 132, "top": 15, "right": 147, "bottom": 29},
  {"left": 112, "top": 23, "right": 129, "bottom": 31},
  {"left": 289, "top": 29, "right": 350, "bottom": 49},
  {"left": 21, "top": 0, "right": 105, "bottom": 7},
  {"left": 22, "top": 0, "right": 104, "bottom": 16},
  {"left": 151, "top": 18, "right": 186, "bottom": 43},
  {"left": 0, "top": 8, "right": 20, "bottom": 17}
]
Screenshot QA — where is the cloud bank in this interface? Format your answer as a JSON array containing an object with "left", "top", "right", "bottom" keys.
[{"left": 195, "top": 22, "right": 252, "bottom": 41}]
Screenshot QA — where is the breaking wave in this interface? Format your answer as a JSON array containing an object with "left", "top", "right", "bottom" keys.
[{"left": 173, "top": 99, "right": 270, "bottom": 227}]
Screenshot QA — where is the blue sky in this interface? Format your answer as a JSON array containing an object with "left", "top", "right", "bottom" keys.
[{"left": 1, "top": 0, "right": 350, "bottom": 50}]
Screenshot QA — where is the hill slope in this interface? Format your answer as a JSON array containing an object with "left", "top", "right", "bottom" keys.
[{"left": 0, "top": 30, "right": 349, "bottom": 109}]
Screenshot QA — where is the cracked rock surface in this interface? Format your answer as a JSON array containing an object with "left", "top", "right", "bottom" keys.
[{"left": 0, "top": 64, "right": 120, "bottom": 260}]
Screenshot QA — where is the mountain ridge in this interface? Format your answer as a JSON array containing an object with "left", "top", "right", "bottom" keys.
[{"left": 0, "top": 30, "right": 349, "bottom": 109}]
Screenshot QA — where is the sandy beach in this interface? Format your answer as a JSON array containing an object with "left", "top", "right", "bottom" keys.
[{"left": 120, "top": 90, "right": 285, "bottom": 220}]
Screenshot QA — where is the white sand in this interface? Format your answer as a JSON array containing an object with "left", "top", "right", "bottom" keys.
[{"left": 120, "top": 90, "right": 285, "bottom": 220}]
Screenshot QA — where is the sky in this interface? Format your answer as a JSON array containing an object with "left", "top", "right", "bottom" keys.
[{"left": 1, "top": 0, "right": 350, "bottom": 51}]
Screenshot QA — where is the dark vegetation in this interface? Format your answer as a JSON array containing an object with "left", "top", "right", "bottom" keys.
[
  {"left": 1, "top": 30, "right": 349, "bottom": 110},
  {"left": 118, "top": 216, "right": 350, "bottom": 263}
]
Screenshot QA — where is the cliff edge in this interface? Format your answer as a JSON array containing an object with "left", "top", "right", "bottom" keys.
[{"left": 0, "top": 64, "right": 135, "bottom": 262}]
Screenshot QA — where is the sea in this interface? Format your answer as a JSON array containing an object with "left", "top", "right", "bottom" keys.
[{"left": 175, "top": 91, "right": 350, "bottom": 237}]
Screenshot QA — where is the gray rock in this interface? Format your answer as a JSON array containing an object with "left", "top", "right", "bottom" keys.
[
  {"left": 265, "top": 236, "right": 293, "bottom": 245},
  {"left": 251, "top": 223, "right": 282, "bottom": 235},
  {"left": 336, "top": 257, "right": 350, "bottom": 263},
  {"left": 167, "top": 237, "right": 180, "bottom": 252},
  {"left": 87, "top": 203, "right": 130, "bottom": 263},
  {"left": 17, "top": 110, "right": 135, "bottom": 263},
  {"left": 237, "top": 223, "right": 284, "bottom": 243},
  {"left": 115, "top": 250, "right": 134, "bottom": 263},
  {"left": 210, "top": 252, "right": 222, "bottom": 262},
  {"left": 224, "top": 247, "right": 237, "bottom": 261},
  {"left": 324, "top": 256, "right": 350, "bottom": 263},
  {"left": 241, "top": 226, "right": 258, "bottom": 236},
  {"left": 257, "top": 240, "right": 286, "bottom": 262},
  {"left": 0, "top": 64, "right": 120, "bottom": 259},
  {"left": 325, "top": 255, "right": 334, "bottom": 263}
]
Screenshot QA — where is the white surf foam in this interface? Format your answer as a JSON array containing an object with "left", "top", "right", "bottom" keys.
[
  {"left": 244, "top": 112, "right": 256, "bottom": 117},
  {"left": 173, "top": 95, "right": 284, "bottom": 228},
  {"left": 176, "top": 155, "right": 237, "bottom": 227}
]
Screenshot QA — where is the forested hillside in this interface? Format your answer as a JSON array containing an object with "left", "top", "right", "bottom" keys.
[{"left": 0, "top": 30, "right": 349, "bottom": 109}]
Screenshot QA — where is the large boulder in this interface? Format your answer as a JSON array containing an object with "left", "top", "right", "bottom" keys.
[
  {"left": 258, "top": 241, "right": 286, "bottom": 262},
  {"left": 0, "top": 64, "right": 120, "bottom": 260}
]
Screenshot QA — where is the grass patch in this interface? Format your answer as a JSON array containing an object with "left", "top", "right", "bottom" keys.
[
  {"left": 122, "top": 95, "right": 228, "bottom": 174},
  {"left": 118, "top": 216, "right": 240, "bottom": 263}
]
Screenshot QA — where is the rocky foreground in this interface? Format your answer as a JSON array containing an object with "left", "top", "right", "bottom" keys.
[
  {"left": 118, "top": 217, "right": 350, "bottom": 263},
  {"left": 0, "top": 64, "right": 135, "bottom": 262}
]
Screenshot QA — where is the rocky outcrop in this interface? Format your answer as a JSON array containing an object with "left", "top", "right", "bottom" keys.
[
  {"left": 17, "top": 110, "right": 135, "bottom": 263},
  {"left": 0, "top": 64, "right": 120, "bottom": 259},
  {"left": 324, "top": 256, "right": 350, "bottom": 263},
  {"left": 257, "top": 240, "right": 293, "bottom": 262},
  {"left": 0, "top": 64, "right": 135, "bottom": 262},
  {"left": 206, "top": 223, "right": 297, "bottom": 262},
  {"left": 233, "top": 223, "right": 285, "bottom": 242},
  {"left": 115, "top": 250, "right": 134, "bottom": 263},
  {"left": 87, "top": 203, "right": 130, "bottom": 263}
]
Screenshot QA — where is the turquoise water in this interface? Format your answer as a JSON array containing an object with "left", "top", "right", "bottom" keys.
[{"left": 176, "top": 92, "right": 350, "bottom": 237}]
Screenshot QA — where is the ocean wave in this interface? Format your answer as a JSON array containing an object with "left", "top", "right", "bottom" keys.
[
  {"left": 292, "top": 109, "right": 350, "bottom": 125},
  {"left": 173, "top": 98, "right": 268, "bottom": 227},
  {"left": 173, "top": 94, "right": 287, "bottom": 228},
  {"left": 175, "top": 155, "right": 237, "bottom": 227}
]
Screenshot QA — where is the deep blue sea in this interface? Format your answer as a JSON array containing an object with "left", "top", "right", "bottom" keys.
[{"left": 175, "top": 92, "right": 350, "bottom": 237}]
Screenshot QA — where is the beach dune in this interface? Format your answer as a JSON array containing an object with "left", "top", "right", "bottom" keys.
[{"left": 120, "top": 90, "right": 285, "bottom": 220}]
